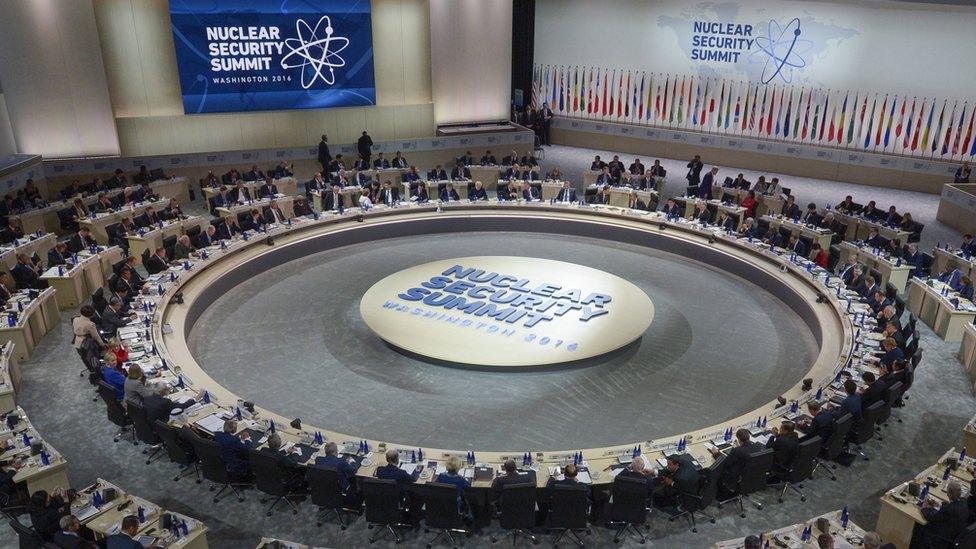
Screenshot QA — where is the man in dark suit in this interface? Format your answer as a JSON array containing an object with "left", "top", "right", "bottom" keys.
[
  {"left": 787, "top": 233, "right": 807, "bottom": 257},
  {"left": 323, "top": 184, "right": 344, "bottom": 211},
  {"left": 315, "top": 441, "right": 360, "bottom": 494},
  {"left": 243, "top": 165, "right": 265, "bottom": 181},
  {"left": 241, "top": 209, "right": 266, "bottom": 232},
  {"left": 264, "top": 200, "right": 288, "bottom": 225},
  {"left": 648, "top": 160, "right": 666, "bottom": 178},
  {"left": 105, "top": 515, "right": 145, "bottom": 549},
  {"left": 357, "top": 131, "right": 373, "bottom": 166},
  {"left": 109, "top": 169, "right": 128, "bottom": 189},
  {"left": 686, "top": 155, "right": 703, "bottom": 185},
  {"left": 69, "top": 228, "right": 97, "bottom": 253},
  {"left": 214, "top": 218, "right": 240, "bottom": 241},
  {"left": 595, "top": 167, "right": 612, "bottom": 186},
  {"left": 710, "top": 429, "right": 763, "bottom": 499},
  {"left": 144, "top": 385, "right": 196, "bottom": 425},
  {"left": 798, "top": 401, "right": 834, "bottom": 449},
  {"left": 451, "top": 163, "right": 471, "bottom": 181},
  {"left": 380, "top": 181, "right": 399, "bottom": 206},
  {"left": 209, "top": 186, "right": 231, "bottom": 211},
  {"left": 698, "top": 167, "right": 717, "bottom": 199},
  {"left": 540, "top": 102, "right": 554, "bottom": 145},
  {"left": 373, "top": 152, "right": 390, "bottom": 169},
  {"left": 375, "top": 449, "right": 414, "bottom": 492},
  {"left": 194, "top": 226, "right": 218, "bottom": 249},
  {"left": 229, "top": 182, "right": 251, "bottom": 204},
  {"left": 859, "top": 275, "right": 879, "bottom": 300},
  {"left": 865, "top": 227, "right": 886, "bottom": 248},
  {"left": 868, "top": 290, "right": 890, "bottom": 315},
  {"left": 877, "top": 337, "right": 905, "bottom": 369},
  {"left": 629, "top": 158, "right": 645, "bottom": 175},
  {"left": 836, "top": 379, "right": 863, "bottom": 427},
  {"left": 144, "top": 247, "right": 169, "bottom": 275},
  {"left": 47, "top": 243, "right": 69, "bottom": 268},
  {"left": 468, "top": 181, "right": 488, "bottom": 201},
  {"left": 765, "top": 421, "right": 799, "bottom": 481},
  {"left": 258, "top": 178, "right": 278, "bottom": 198},
  {"left": 0, "top": 273, "right": 13, "bottom": 302},
  {"left": 961, "top": 234, "right": 976, "bottom": 256},
  {"left": 903, "top": 243, "right": 924, "bottom": 277},
  {"left": 427, "top": 165, "right": 448, "bottom": 181},
  {"left": 402, "top": 166, "right": 421, "bottom": 185},
  {"left": 481, "top": 151, "right": 498, "bottom": 165},
  {"left": 490, "top": 459, "right": 536, "bottom": 505},
  {"left": 520, "top": 181, "right": 539, "bottom": 201},
  {"left": 11, "top": 253, "right": 44, "bottom": 290},
  {"left": 52, "top": 514, "right": 96, "bottom": 548},
  {"left": 859, "top": 371, "right": 887, "bottom": 409},
  {"left": 136, "top": 206, "right": 161, "bottom": 228},
  {"left": 662, "top": 198, "right": 682, "bottom": 218},
  {"left": 835, "top": 195, "right": 858, "bottom": 213},
  {"left": 919, "top": 481, "right": 969, "bottom": 548},
  {"left": 100, "top": 297, "right": 134, "bottom": 335},
  {"left": 305, "top": 174, "right": 327, "bottom": 197},
  {"left": 556, "top": 182, "right": 577, "bottom": 203},
  {"left": 391, "top": 151, "right": 408, "bottom": 169},
  {"left": 438, "top": 184, "right": 460, "bottom": 202},
  {"left": 781, "top": 196, "right": 801, "bottom": 219},
  {"left": 214, "top": 419, "right": 253, "bottom": 479},
  {"left": 318, "top": 134, "right": 332, "bottom": 174},
  {"left": 653, "top": 454, "right": 699, "bottom": 512},
  {"left": 261, "top": 433, "right": 305, "bottom": 489}
]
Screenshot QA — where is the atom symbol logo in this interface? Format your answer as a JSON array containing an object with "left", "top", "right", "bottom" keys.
[
  {"left": 280, "top": 15, "right": 349, "bottom": 90},
  {"left": 749, "top": 18, "right": 812, "bottom": 84}
]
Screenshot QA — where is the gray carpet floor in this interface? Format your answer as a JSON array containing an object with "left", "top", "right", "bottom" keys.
[
  {"left": 2, "top": 146, "right": 973, "bottom": 548},
  {"left": 187, "top": 232, "right": 817, "bottom": 451}
]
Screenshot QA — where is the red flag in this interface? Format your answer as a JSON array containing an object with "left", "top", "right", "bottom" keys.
[
  {"left": 607, "top": 70, "right": 614, "bottom": 117},
  {"left": 895, "top": 97, "right": 906, "bottom": 137},
  {"left": 616, "top": 71, "right": 624, "bottom": 118},
  {"left": 910, "top": 99, "right": 925, "bottom": 151},
  {"left": 656, "top": 76, "right": 666, "bottom": 119},
  {"left": 601, "top": 70, "right": 608, "bottom": 116}
]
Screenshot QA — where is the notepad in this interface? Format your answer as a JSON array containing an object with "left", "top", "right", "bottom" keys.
[{"left": 195, "top": 413, "right": 226, "bottom": 434}]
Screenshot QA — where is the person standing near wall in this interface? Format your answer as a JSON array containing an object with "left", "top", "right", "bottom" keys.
[
  {"left": 358, "top": 131, "right": 374, "bottom": 167},
  {"left": 318, "top": 134, "right": 331, "bottom": 175}
]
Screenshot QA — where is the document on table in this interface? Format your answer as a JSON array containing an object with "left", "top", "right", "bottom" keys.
[{"left": 196, "top": 413, "right": 226, "bottom": 434}]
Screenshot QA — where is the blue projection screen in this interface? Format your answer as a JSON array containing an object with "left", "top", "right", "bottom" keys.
[{"left": 169, "top": 0, "right": 375, "bottom": 114}]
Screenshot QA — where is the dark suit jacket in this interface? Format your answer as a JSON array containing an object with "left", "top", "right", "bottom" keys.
[
  {"left": 144, "top": 254, "right": 168, "bottom": 275},
  {"left": 782, "top": 203, "right": 801, "bottom": 219},
  {"left": 670, "top": 454, "right": 700, "bottom": 495},
  {"left": 105, "top": 534, "right": 142, "bottom": 549},
  {"left": 99, "top": 307, "right": 130, "bottom": 334},
  {"left": 380, "top": 188, "right": 400, "bottom": 206},
  {"left": 258, "top": 183, "right": 278, "bottom": 198},
  {"left": 47, "top": 249, "right": 67, "bottom": 267},
  {"left": 376, "top": 463, "right": 415, "bottom": 491},
  {"left": 766, "top": 432, "right": 800, "bottom": 473},
  {"left": 229, "top": 187, "right": 252, "bottom": 203},
  {"left": 921, "top": 499, "right": 969, "bottom": 544},
  {"left": 490, "top": 471, "right": 536, "bottom": 502},
  {"left": 556, "top": 188, "right": 577, "bottom": 202},
  {"left": 213, "top": 432, "right": 252, "bottom": 475},
  {"left": 318, "top": 141, "right": 331, "bottom": 166},
  {"left": 323, "top": 192, "right": 344, "bottom": 211},
  {"left": 861, "top": 380, "right": 887, "bottom": 408},
  {"left": 241, "top": 215, "right": 265, "bottom": 232},
  {"left": 68, "top": 234, "right": 96, "bottom": 254},
  {"left": 373, "top": 158, "right": 390, "bottom": 169},
  {"left": 802, "top": 410, "right": 835, "bottom": 444},
  {"left": 427, "top": 169, "right": 448, "bottom": 180},
  {"left": 720, "top": 440, "right": 764, "bottom": 487},
  {"left": 468, "top": 188, "right": 488, "bottom": 201},
  {"left": 314, "top": 454, "right": 360, "bottom": 490},
  {"left": 451, "top": 167, "right": 471, "bottom": 180},
  {"left": 439, "top": 188, "right": 460, "bottom": 201},
  {"left": 52, "top": 531, "right": 96, "bottom": 549},
  {"left": 697, "top": 173, "right": 714, "bottom": 199},
  {"left": 11, "top": 263, "right": 41, "bottom": 290}
]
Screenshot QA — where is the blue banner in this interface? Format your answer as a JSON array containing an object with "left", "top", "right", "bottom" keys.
[{"left": 169, "top": 0, "right": 375, "bottom": 114}]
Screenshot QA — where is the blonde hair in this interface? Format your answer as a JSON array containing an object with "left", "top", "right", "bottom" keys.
[{"left": 445, "top": 455, "right": 462, "bottom": 474}]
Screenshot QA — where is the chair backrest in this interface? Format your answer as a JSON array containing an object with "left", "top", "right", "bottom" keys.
[
  {"left": 786, "top": 436, "right": 821, "bottom": 483},
  {"left": 610, "top": 476, "right": 649, "bottom": 525},
  {"left": 8, "top": 518, "right": 42, "bottom": 549},
  {"left": 125, "top": 401, "right": 158, "bottom": 445},
  {"left": 423, "top": 482, "right": 465, "bottom": 530},
  {"left": 885, "top": 283, "right": 898, "bottom": 301},
  {"left": 498, "top": 482, "right": 536, "bottom": 531},
  {"left": 249, "top": 449, "right": 291, "bottom": 496},
  {"left": 162, "top": 234, "right": 177, "bottom": 249},
  {"left": 90, "top": 287, "right": 107, "bottom": 314},
  {"left": 153, "top": 420, "right": 194, "bottom": 466},
  {"left": 362, "top": 477, "right": 402, "bottom": 526},
  {"left": 96, "top": 381, "right": 129, "bottom": 428},
  {"left": 306, "top": 464, "right": 343, "bottom": 508},
  {"left": 549, "top": 483, "right": 589, "bottom": 530},
  {"left": 827, "top": 246, "right": 840, "bottom": 270},
  {"left": 737, "top": 449, "right": 775, "bottom": 496},
  {"left": 953, "top": 521, "right": 976, "bottom": 547},
  {"left": 851, "top": 401, "right": 884, "bottom": 444},
  {"left": 188, "top": 435, "right": 232, "bottom": 484},
  {"left": 822, "top": 413, "right": 853, "bottom": 460},
  {"left": 698, "top": 455, "right": 725, "bottom": 509},
  {"left": 140, "top": 248, "right": 151, "bottom": 267},
  {"left": 185, "top": 225, "right": 202, "bottom": 238},
  {"left": 921, "top": 253, "right": 934, "bottom": 275}
]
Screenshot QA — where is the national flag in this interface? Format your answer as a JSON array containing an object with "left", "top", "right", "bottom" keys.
[
  {"left": 549, "top": 65, "right": 556, "bottom": 107},
  {"left": 902, "top": 98, "right": 916, "bottom": 149},
  {"left": 735, "top": 84, "right": 745, "bottom": 131},
  {"left": 928, "top": 99, "right": 946, "bottom": 152},
  {"left": 895, "top": 96, "right": 907, "bottom": 139},
  {"left": 801, "top": 90, "right": 813, "bottom": 140},
  {"left": 727, "top": 84, "right": 737, "bottom": 130},
  {"left": 668, "top": 77, "right": 677, "bottom": 123},
  {"left": 912, "top": 99, "right": 927, "bottom": 151},
  {"left": 961, "top": 104, "right": 976, "bottom": 156},
  {"left": 921, "top": 99, "right": 939, "bottom": 151},
  {"left": 571, "top": 67, "right": 578, "bottom": 113},
  {"left": 863, "top": 95, "right": 878, "bottom": 149},
  {"left": 639, "top": 73, "right": 647, "bottom": 120},
  {"left": 763, "top": 86, "right": 774, "bottom": 135},
  {"left": 942, "top": 101, "right": 958, "bottom": 155},
  {"left": 874, "top": 95, "right": 887, "bottom": 147},
  {"left": 846, "top": 92, "right": 860, "bottom": 144},
  {"left": 854, "top": 94, "right": 868, "bottom": 144},
  {"left": 716, "top": 82, "right": 726, "bottom": 128},
  {"left": 622, "top": 71, "right": 630, "bottom": 119},
  {"left": 828, "top": 92, "right": 841, "bottom": 142},
  {"left": 617, "top": 71, "right": 625, "bottom": 118},
  {"left": 708, "top": 80, "right": 719, "bottom": 127},
  {"left": 817, "top": 92, "right": 829, "bottom": 142},
  {"left": 530, "top": 65, "right": 539, "bottom": 111},
  {"left": 749, "top": 84, "right": 762, "bottom": 132},
  {"left": 676, "top": 77, "right": 685, "bottom": 124},
  {"left": 686, "top": 76, "right": 694, "bottom": 125},
  {"left": 781, "top": 88, "right": 791, "bottom": 137},
  {"left": 655, "top": 78, "right": 665, "bottom": 120},
  {"left": 792, "top": 89, "right": 802, "bottom": 138},
  {"left": 557, "top": 66, "right": 565, "bottom": 112},
  {"left": 607, "top": 70, "right": 615, "bottom": 117},
  {"left": 951, "top": 102, "right": 968, "bottom": 155},
  {"left": 692, "top": 78, "right": 702, "bottom": 126},
  {"left": 883, "top": 96, "right": 897, "bottom": 148},
  {"left": 600, "top": 69, "right": 608, "bottom": 117}
]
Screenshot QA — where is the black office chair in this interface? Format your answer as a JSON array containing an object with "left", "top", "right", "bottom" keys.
[
  {"left": 362, "top": 477, "right": 411, "bottom": 544},
  {"left": 894, "top": 297, "right": 906, "bottom": 320},
  {"left": 250, "top": 449, "right": 305, "bottom": 516},
  {"left": 920, "top": 252, "right": 934, "bottom": 276},
  {"left": 672, "top": 455, "right": 724, "bottom": 533},
  {"left": 827, "top": 246, "right": 840, "bottom": 271},
  {"left": 798, "top": 235, "right": 814, "bottom": 254},
  {"left": 187, "top": 434, "right": 251, "bottom": 503},
  {"left": 153, "top": 420, "right": 200, "bottom": 483},
  {"left": 847, "top": 401, "right": 884, "bottom": 460},
  {"left": 831, "top": 223, "right": 847, "bottom": 245},
  {"left": 816, "top": 413, "right": 853, "bottom": 480},
  {"left": 869, "top": 268, "right": 883, "bottom": 286},
  {"left": 953, "top": 522, "right": 976, "bottom": 548},
  {"left": 908, "top": 222, "right": 923, "bottom": 243},
  {"left": 781, "top": 186, "right": 791, "bottom": 196},
  {"left": 90, "top": 287, "right": 108, "bottom": 315},
  {"left": 757, "top": 218, "right": 771, "bottom": 237},
  {"left": 8, "top": 517, "right": 43, "bottom": 549},
  {"left": 608, "top": 475, "right": 649, "bottom": 544},
  {"left": 95, "top": 381, "right": 134, "bottom": 443},
  {"left": 491, "top": 482, "right": 537, "bottom": 545},
  {"left": 422, "top": 482, "right": 469, "bottom": 549},
  {"left": 307, "top": 464, "right": 358, "bottom": 530},
  {"left": 685, "top": 185, "right": 699, "bottom": 197},
  {"left": 885, "top": 282, "right": 898, "bottom": 301},
  {"left": 718, "top": 448, "right": 774, "bottom": 517},
  {"left": 881, "top": 381, "right": 906, "bottom": 425},
  {"left": 140, "top": 248, "right": 151, "bottom": 268},
  {"left": 125, "top": 401, "right": 163, "bottom": 464},
  {"left": 548, "top": 483, "right": 590, "bottom": 547},
  {"left": 185, "top": 225, "right": 202, "bottom": 238},
  {"left": 772, "top": 437, "right": 820, "bottom": 502}
]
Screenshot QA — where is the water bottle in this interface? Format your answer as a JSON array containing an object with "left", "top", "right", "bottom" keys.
[
  {"left": 202, "top": 391, "right": 210, "bottom": 404},
  {"left": 137, "top": 506, "right": 145, "bottom": 523},
  {"left": 39, "top": 450, "right": 49, "bottom": 466},
  {"left": 840, "top": 505, "right": 849, "bottom": 529}
]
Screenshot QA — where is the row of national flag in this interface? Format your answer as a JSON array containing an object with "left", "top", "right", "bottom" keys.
[{"left": 530, "top": 64, "right": 976, "bottom": 159}]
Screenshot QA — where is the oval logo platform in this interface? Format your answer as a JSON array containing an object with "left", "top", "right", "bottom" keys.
[{"left": 359, "top": 256, "right": 654, "bottom": 368}]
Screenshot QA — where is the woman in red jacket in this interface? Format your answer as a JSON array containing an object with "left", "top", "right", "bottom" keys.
[
  {"left": 739, "top": 190, "right": 758, "bottom": 218},
  {"left": 811, "top": 242, "right": 829, "bottom": 268}
]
